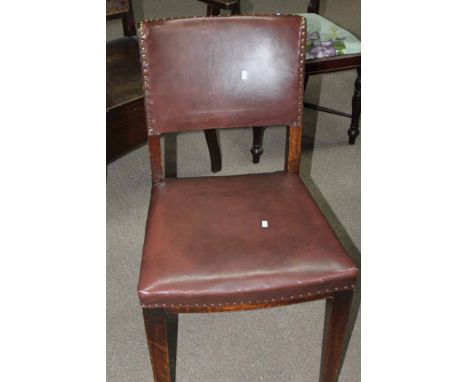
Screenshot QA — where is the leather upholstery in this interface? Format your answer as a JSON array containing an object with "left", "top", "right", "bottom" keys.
[
  {"left": 138, "top": 173, "right": 357, "bottom": 307},
  {"left": 137, "top": 16, "right": 357, "bottom": 309},
  {"left": 138, "top": 16, "right": 305, "bottom": 135}
]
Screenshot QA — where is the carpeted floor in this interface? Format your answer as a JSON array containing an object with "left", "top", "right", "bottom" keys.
[{"left": 107, "top": 70, "right": 360, "bottom": 381}]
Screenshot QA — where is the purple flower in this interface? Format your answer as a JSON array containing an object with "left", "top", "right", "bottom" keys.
[
  {"left": 320, "top": 40, "right": 334, "bottom": 48},
  {"left": 309, "top": 41, "right": 337, "bottom": 58}
]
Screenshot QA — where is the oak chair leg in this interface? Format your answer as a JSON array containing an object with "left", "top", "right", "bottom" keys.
[
  {"left": 251, "top": 126, "right": 266, "bottom": 163},
  {"left": 348, "top": 67, "right": 361, "bottom": 145},
  {"left": 203, "top": 129, "right": 222, "bottom": 173},
  {"left": 143, "top": 309, "right": 179, "bottom": 382},
  {"left": 319, "top": 290, "right": 354, "bottom": 382}
]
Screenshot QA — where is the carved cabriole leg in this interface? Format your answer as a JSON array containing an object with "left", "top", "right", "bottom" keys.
[
  {"left": 251, "top": 126, "right": 266, "bottom": 164},
  {"left": 203, "top": 129, "right": 222, "bottom": 173},
  {"left": 319, "top": 290, "right": 354, "bottom": 382},
  {"left": 348, "top": 67, "right": 361, "bottom": 145},
  {"left": 143, "top": 309, "right": 178, "bottom": 382}
]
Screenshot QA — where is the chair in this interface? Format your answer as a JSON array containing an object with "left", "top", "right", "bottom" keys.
[
  {"left": 106, "top": 0, "right": 147, "bottom": 162},
  {"left": 137, "top": 15, "right": 358, "bottom": 382},
  {"left": 198, "top": 0, "right": 361, "bottom": 167}
]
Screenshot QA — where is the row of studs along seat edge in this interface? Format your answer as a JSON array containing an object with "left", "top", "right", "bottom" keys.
[{"left": 140, "top": 283, "right": 355, "bottom": 309}]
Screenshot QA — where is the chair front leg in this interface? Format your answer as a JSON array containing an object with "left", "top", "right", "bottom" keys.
[
  {"left": 348, "top": 67, "right": 361, "bottom": 145},
  {"left": 319, "top": 290, "right": 354, "bottom": 382},
  {"left": 143, "top": 308, "right": 178, "bottom": 382},
  {"left": 251, "top": 126, "right": 266, "bottom": 164}
]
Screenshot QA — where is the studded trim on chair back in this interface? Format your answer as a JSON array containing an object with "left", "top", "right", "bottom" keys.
[{"left": 138, "top": 15, "right": 306, "bottom": 136}]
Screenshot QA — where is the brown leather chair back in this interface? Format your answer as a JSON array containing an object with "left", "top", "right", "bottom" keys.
[{"left": 138, "top": 16, "right": 306, "bottom": 136}]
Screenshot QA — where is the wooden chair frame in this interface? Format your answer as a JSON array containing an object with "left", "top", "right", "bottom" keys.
[
  {"left": 138, "top": 14, "right": 356, "bottom": 380},
  {"left": 143, "top": 126, "right": 354, "bottom": 381}
]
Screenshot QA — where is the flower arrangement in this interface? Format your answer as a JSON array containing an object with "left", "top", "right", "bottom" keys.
[{"left": 306, "top": 26, "right": 347, "bottom": 59}]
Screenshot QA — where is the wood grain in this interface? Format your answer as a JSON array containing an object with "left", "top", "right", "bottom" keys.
[
  {"left": 320, "top": 290, "right": 354, "bottom": 382},
  {"left": 143, "top": 309, "right": 178, "bottom": 382},
  {"left": 148, "top": 135, "right": 164, "bottom": 184},
  {"left": 286, "top": 124, "right": 303, "bottom": 174}
]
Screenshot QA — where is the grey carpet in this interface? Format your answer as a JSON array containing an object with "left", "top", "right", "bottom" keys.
[{"left": 107, "top": 70, "right": 360, "bottom": 381}]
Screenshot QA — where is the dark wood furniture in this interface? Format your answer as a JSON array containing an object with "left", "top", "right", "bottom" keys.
[
  {"left": 107, "top": 0, "right": 222, "bottom": 170},
  {"left": 106, "top": 0, "right": 147, "bottom": 162},
  {"left": 137, "top": 15, "right": 358, "bottom": 382},
  {"left": 199, "top": 0, "right": 361, "bottom": 167}
]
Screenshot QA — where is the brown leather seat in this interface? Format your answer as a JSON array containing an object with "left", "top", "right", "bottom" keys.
[{"left": 138, "top": 172, "right": 357, "bottom": 308}]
